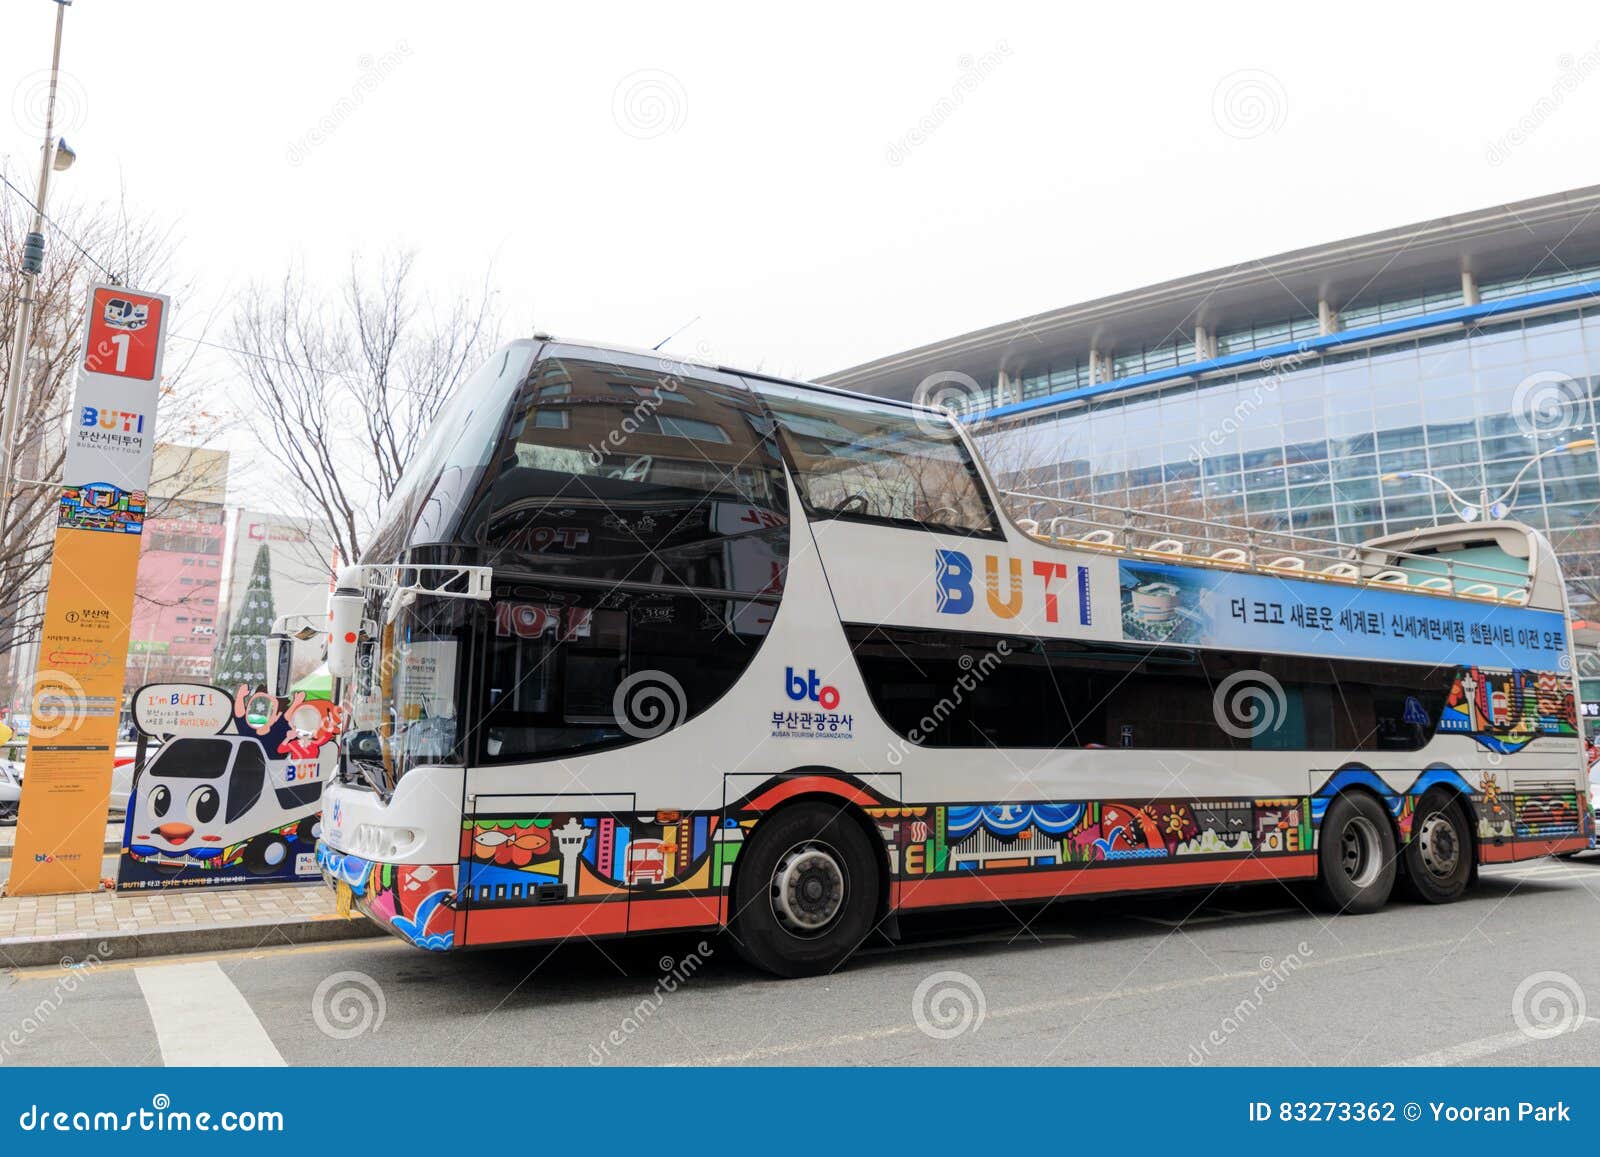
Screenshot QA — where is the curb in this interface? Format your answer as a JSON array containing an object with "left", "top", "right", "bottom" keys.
[{"left": 0, "top": 911, "right": 386, "bottom": 968}]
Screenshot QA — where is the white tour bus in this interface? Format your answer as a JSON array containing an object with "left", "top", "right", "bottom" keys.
[{"left": 315, "top": 339, "right": 1592, "bottom": 975}]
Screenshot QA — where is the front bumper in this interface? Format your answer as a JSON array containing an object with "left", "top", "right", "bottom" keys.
[{"left": 316, "top": 841, "right": 459, "bottom": 950}]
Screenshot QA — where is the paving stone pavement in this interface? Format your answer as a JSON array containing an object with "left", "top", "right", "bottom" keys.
[{"left": 0, "top": 878, "right": 382, "bottom": 967}]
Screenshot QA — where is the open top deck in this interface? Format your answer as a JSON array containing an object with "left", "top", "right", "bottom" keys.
[{"left": 1000, "top": 489, "right": 1548, "bottom": 609}]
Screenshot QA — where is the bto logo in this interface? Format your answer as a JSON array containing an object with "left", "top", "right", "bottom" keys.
[{"left": 785, "top": 667, "right": 841, "bottom": 711}]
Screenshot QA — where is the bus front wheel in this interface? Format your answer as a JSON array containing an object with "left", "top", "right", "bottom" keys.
[
  {"left": 1400, "top": 789, "right": 1473, "bottom": 904},
  {"left": 1313, "top": 793, "right": 1397, "bottom": 914},
  {"left": 731, "top": 802, "right": 880, "bottom": 978}
]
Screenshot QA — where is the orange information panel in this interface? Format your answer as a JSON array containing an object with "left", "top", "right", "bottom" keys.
[
  {"left": 6, "top": 283, "right": 170, "bottom": 896},
  {"left": 5, "top": 530, "right": 140, "bottom": 894}
]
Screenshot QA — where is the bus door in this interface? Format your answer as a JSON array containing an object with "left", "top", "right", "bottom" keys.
[{"left": 461, "top": 792, "right": 634, "bottom": 947}]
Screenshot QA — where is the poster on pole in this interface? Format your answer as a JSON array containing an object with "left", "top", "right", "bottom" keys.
[
  {"left": 7, "top": 285, "right": 169, "bottom": 896},
  {"left": 115, "top": 682, "right": 336, "bottom": 891}
]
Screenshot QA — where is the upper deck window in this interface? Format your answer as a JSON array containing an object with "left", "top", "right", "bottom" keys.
[
  {"left": 757, "top": 383, "right": 1000, "bottom": 537},
  {"left": 458, "top": 355, "right": 789, "bottom": 593}
]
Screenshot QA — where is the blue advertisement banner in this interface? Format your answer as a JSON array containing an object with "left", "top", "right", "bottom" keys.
[
  {"left": 1119, "top": 560, "right": 1568, "bottom": 670},
  {"left": 1, "top": 1067, "right": 1593, "bottom": 1155}
]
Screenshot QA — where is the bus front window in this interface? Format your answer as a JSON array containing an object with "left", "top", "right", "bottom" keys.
[{"left": 344, "top": 595, "right": 470, "bottom": 790}]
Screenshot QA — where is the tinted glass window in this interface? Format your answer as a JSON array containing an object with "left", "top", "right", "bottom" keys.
[
  {"left": 847, "top": 625, "right": 1449, "bottom": 752},
  {"left": 480, "top": 585, "right": 776, "bottom": 762},
  {"left": 367, "top": 341, "right": 540, "bottom": 559},
  {"left": 758, "top": 382, "right": 1000, "bottom": 536},
  {"left": 457, "top": 356, "right": 789, "bottom": 594}
]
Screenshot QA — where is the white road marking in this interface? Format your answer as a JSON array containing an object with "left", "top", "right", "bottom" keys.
[
  {"left": 1393, "top": 1017, "right": 1598, "bottom": 1067},
  {"left": 134, "top": 960, "right": 285, "bottom": 1067}
]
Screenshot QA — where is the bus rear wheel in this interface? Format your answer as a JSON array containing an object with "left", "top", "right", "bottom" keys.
[
  {"left": 1313, "top": 793, "right": 1397, "bottom": 914},
  {"left": 1400, "top": 789, "right": 1473, "bottom": 904},
  {"left": 731, "top": 802, "right": 880, "bottom": 978}
]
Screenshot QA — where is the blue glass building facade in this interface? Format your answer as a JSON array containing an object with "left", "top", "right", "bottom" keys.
[{"left": 824, "top": 190, "right": 1600, "bottom": 621}]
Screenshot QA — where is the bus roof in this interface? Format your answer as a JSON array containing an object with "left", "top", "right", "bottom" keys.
[{"left": 533, "top": 335, "right": 943, "bottom": 418}]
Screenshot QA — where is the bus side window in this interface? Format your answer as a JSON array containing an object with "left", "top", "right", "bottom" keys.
[{"left": 227, "top": 742, "right": 266, "bottom": 823}]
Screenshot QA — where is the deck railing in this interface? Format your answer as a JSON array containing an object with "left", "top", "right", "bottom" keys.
[{"left": 999, "top": 489, "right": 1535, "bottom": 605}]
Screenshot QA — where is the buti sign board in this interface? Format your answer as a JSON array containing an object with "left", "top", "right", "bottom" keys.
[{"left": 8, "top": 284, "right": 170, "bottom": 896}]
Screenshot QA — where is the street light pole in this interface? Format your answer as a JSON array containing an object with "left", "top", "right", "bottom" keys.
[
  {"left": 1381, "top": 437, "right": 1598, "bottom": 522},
  {"left": 0, "top": 0, "right": 73, "bottom": 549}
]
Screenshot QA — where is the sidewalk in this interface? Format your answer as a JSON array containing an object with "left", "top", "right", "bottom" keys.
[
  {"left": 0, "top": 822, "right": 121, "bottom": 858},
  {"left": 0, "top": 880, "right": 384, "bottom": 968}
]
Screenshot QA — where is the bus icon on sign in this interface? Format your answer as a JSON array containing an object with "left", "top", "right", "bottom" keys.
[{"left": 102, "top": 297, "right": 149, "bottom": 331}]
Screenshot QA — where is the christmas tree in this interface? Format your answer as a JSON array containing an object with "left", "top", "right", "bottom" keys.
[{"left": 214, "top": 545, "right": 276, "bottom": 689}]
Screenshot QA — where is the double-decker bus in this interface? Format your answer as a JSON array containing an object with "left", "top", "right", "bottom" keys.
[{"left": 315, "top": 338, "right": 1592, "bottom": 976}]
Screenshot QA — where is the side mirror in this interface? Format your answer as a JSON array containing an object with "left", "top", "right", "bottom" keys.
[{"left": 326, "top": 566, "right": 367, "bottom": 679}]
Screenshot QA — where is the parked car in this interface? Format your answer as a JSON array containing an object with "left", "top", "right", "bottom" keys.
[
  {"left": 0, "top": 759, "right": 21, "bottom": 824},
  {"left": 110, "top": 739, "right": 160, "bottom": 815}
]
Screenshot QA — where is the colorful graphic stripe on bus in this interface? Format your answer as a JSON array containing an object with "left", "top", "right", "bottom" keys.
[
  {"left": 1437, "top": 665, "right": 1578, "bottom": 753},
  {"left": 325, "top": 769, "right": 1588, "bottom": 949}
]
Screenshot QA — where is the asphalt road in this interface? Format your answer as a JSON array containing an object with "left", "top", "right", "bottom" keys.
[{"left": 3, "top": 856, "right": 1599, "bottom": 1067}]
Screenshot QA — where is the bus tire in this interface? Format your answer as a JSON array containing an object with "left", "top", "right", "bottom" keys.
[
  {"left": 1400, "top": 789, "right": 1473, "bottom": 904},
  {"left": 1313, "top": 792, "right": 1397, "bottom": 914},
  {"left": 730, "top": 802, "right": 880, "bottom": 979},
  {"left": 295, "top": 816, "right": 322, "bottom": 845}
]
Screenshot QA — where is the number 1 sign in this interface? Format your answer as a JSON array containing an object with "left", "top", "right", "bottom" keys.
[{"left": 84, "top": 288, "right": 164, "bottom": 380}]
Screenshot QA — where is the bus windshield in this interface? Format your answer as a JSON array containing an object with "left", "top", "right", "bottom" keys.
[{"left": 757, "top": 382, "right": 999, "bottom": 536}]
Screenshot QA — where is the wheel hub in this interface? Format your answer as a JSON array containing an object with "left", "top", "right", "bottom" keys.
[
  {"left": 770, "top": 842, "right": 846, "bottom": 937},
  {"left": 1417, "top": 814, "right": 1460, "bottom": 878},
  {"left": 1339, "top": 815, "right": 1382, "bottom": 888}
]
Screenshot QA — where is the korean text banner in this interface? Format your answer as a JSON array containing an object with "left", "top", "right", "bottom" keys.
[
  {"left": 8, "top": 285, "right": 170, "bottom": 896},
  {"left": 1118, "top": 559, "right": 1567, "bottom": 670}
]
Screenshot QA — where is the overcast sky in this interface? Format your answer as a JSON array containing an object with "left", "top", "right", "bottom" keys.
[{"left": 4, "top": 0, "right": 1599, "bottom": 386}]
